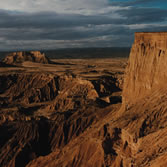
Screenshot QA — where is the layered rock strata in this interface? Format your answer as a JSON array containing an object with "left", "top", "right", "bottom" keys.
[{"left": 123, "top": 32, "right": 167, "bottom": 106}]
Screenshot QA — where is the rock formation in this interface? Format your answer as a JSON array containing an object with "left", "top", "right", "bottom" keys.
[
  {"left": 0, "top": 73, "right": 98, "bottom": 109},
  {"left": 0, "top": 73, "right": 114, "bottom": 167},
  {"left": 1, "top": 32, "right": 167, "bottom": 167},
  {"left": 123, "top": 32, "right": 167, "bottom": 106},
  {"left": 3, "top": 51, "right": 50, "bottom": 64},
  {"left": 27, "top": 32, "right": 167, "bottom": 167}
]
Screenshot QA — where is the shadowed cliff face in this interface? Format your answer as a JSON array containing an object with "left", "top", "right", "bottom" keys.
[{"left": 123, "top": 32, "right": 167, "bottom": 106}]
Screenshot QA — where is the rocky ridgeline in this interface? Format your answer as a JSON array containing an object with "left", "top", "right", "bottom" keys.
[
  {"left": 0, "top": 73, "right": 99, "bottom": 112},
  {"left": 3, "top": 51, "right": 51, "bottom": 64}
]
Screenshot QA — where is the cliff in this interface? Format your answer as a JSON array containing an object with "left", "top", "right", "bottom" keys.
[
  {"left": 3, "top": 51, "right": 50, "bottom": 64},
  {"left": 123, "top": 32, "right": 167, "bottom": 106}
]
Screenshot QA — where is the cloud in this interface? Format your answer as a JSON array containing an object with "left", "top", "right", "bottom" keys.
[
  {"left": 0, "top": 10, "right": 126, "bottom": 29},
  {"left": 110, "top": 0, "right": 167, "bottom": 7},
  {"left": 118, "top": 7, "right": 167, "bottom": 24},
  {"left": 0, "top": 0, "right": 167, "bottom": 50},
  {"left": 0, "top": 0, "right": 109, "bottom": 13}
]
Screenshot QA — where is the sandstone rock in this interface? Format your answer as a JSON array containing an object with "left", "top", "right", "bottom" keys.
[
  {"left": 92, "top": 75, "right": 120, "bottom": 97},
  {"left": 2, "top": 32, "right": 167, "bottom": 167},
  {"left": 123, "top": 32, "right": 167, "bottom": 106},
  {"left": 0, "top": 73, "right": 58, "bottom": 104},
  {"left": 0, "top": 73, "right": 98, "bottom": 111},
  {"left": 44, "top": 74, "right": 99, "bottom": 112},
  {"left": 0, "top": 97, "right": 110, "bottom": 167},
  {"left": 100, "top": 96, "right": 110, "bottom": 104},
  {"left": 0, "top": 62, "right": 16, "bottom": 67},
  {"left": 27, "top": 32, "right": 167, "bottom": 167},
  {"left": 3, "top": 51, "right": 50, "bottom": 64}
]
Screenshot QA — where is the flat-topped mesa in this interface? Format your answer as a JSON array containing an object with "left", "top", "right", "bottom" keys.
[
  {"left": 122, "top": 32, "right": 167, "bottom": 106},
  {"left": 3, "top": 51, "right": 51, "bottom": 64},
  {"left": 135, "top": 32, "right": 167, "bottom": 49}
]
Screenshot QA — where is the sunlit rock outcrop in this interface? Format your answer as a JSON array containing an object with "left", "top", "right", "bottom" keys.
[{"left": 3, "top": 51, "right": 50, "bottom": 64}]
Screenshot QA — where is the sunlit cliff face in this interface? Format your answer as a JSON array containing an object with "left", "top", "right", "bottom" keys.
[{"left": 123, "top": 32, "right": 167, "bottom": 106}]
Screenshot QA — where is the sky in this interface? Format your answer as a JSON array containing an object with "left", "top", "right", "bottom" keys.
[{"left": 0, "top": 0, "right": 167, "bottom": 50}]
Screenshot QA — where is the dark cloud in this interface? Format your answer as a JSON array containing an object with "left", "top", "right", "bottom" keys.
[
  {"left": 118, "top": 7, "right": 167, "bottom": 24},
  {"left": 0, "top": 1, "right": 167, "bottom": 50},
  {"left": 110, "top": 0, "right": 166, "bottom": 7},
  {"left": 0, "top": 24, "right": 131, "bottom": 41},
  {"left": 0, "top": 10, "right": 125, "bottom": 29},
  {"left": 0, "top": 7, "right": 166, "bottom": 31}
]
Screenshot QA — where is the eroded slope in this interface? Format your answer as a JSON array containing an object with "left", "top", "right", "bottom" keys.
[
  {"left": 0, "top": 58, "right": 125, "bottom": 167},
  {"left": 27, "top": 33, "right": 167, "bottom": 167}
]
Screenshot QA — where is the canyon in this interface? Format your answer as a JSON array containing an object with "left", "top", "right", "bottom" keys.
[{"left": 0, "top": 32, "right": 167, "bottom": 167}]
